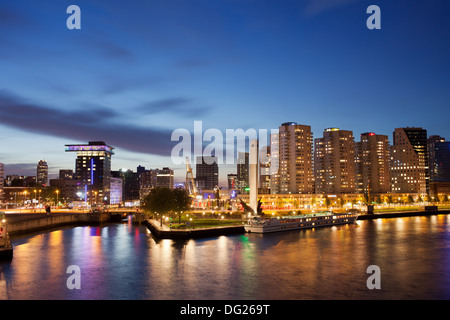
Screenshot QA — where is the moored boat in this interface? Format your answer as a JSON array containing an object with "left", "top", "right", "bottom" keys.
[{"left": 244, "top": 211, "right": 358, "bottom": 233}]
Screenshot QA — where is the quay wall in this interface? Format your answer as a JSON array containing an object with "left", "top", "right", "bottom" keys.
[
  {"left": 8, "top": 213, "right": 110, "bottom": 236},
  {"left": 145, "top": 219, "right": 245, "bottom": 239},
  {"left": 357, "top": 209, "right": 450, "bottom": 220}
]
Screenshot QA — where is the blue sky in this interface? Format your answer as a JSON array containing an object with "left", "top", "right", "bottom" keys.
[{"left": 1, "top": 0, "right": 449, "bottom": 185}]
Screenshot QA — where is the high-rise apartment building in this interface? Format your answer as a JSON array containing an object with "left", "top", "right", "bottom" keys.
[
  {"left": 278, "top": 122, "right": 314, "bottom": 194},
  {"left": 236, "top": 152, "right": 249, "bottom": 192},
  {"left": 65, "top": 141, "right": 114, "bottom": 204},
  {"left": 36, "top": 160, "right": 48, "bottom": 186},
  {"left": 269, "top": 133, "right": 280, "bottom": 194},
  {"left": 195, "top": 156, "right": 218, "bottom": 190},
  {"left": 314, "top": 128, "right": 355, "bottom": 194},
  {"left": 0, "top": 163, "right": 4, "bottom": 202},
  {"left": 259, "top": 145, "right": 271, "bottom": 193},
  {"left": 156, "top": 167, "right": 174, "bottom": 189},
  {"left": 355, "top": 132, "right": 390, "bottom": 194},
  {"left": 227, "top": 173, "right": 237, "bottom": 190},
  {"left": 428, "top": 135, "right": 450, "bottom": 182},
  {"left": 390, "top": 127, "right": 428, "bottom": 194}
]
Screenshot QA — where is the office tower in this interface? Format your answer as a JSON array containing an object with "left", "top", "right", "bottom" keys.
[
  {"left": 137, "top": 165, "right": 147, "bottom": 175},
  {"left": 0, "top": 163, "right": 4, "bottom": 202},
  {"left": 195, "top": 156, "right": 218, "bottom": 190},
  {"left": 236, "top": 152, "right": 249, "bottom": 192},
  {"left": 65, "top": 141, "right": 114, "bottom": 204},
  {"left": 259, "top": 145, "right": 271, "bottom": 193},
  {"left": 139, "top": 167, "right": 174, "bottom": 198},
  {"left": 50, "top": 169, "right": 79, "bottom": 203},
  {"left": 279, "top": 122, "right": 314, "bottom": 194},
  {"left": 140, "top": 169, "right": 157, "bottom": 198},
  {"left": 269, "top": 132, "right": 280, "bottom": 194},
  {"left": 36, "top": 160, "right": 48, "bottom": 186},
  {"left": 390, "top": 127, "right": 428, "bottom": 194},
  {"left": 156, "top": 167, "right": 174, "bottom": 189},
  {"left": 110, "top": 177, "right": 123, "bottom": 205},
  {"left": 355, "top": 132, "right": 390, "bottom": 194},
  {"left": 314, "top": 128, "right": 355, "bottom": 194},
  {"left": 249, "top": 139, "right": 259, "bottom": 212},
  {"left": 227, "top": 173, "right": 237, "bottom": 189},
  {"left": 111, "top": 169, "right": 140, "bottom": 201},
  {"left": 428, "top": 135, "right": 450, "bottom": 182},
  {"left": 59, "top": 169, "right": 74, "bottom": 180}
]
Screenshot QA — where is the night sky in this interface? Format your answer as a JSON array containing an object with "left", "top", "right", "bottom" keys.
[{"left": 1, "top": 0, "right": 449, "bottom": 185}]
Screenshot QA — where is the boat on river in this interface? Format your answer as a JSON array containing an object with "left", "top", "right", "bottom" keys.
[{"left": 244, "top": 211, "right": 358, "bottom": 234}]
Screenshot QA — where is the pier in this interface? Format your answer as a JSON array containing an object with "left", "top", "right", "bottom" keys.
[{"left": 144, "top": 219, "right": 245, "bottom": 239}]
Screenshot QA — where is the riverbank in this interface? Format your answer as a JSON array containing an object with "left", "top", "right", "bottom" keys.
[
  {"left": 144, "top": 219, "right": 245, "bottom": 239},
  {"left": 145, "top": 209, "right": 450, "bottom": 239},
  {"left": 357, "top": 209, "right": 450, "bottom": 220},
  {"left": 6, "top": 212, "right": 111, "bottom": 236},
  {"left": 5, "top": 208, "right": 450, "bottom": 240}
]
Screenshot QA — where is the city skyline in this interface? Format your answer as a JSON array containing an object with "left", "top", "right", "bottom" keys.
[{"left": 1, "top": 0, "right": 450, "bottom": 185}]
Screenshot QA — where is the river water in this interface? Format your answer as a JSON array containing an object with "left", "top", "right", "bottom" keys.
[{"left": 1, "top": 215, "right": 450, "bottom": 300}]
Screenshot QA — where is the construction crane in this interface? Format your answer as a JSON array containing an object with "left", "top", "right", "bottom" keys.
[{"left": 185, "top": 156, "right": 198, "bottom": 196}]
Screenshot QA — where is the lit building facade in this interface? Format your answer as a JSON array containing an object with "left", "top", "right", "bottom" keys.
[
  {"left": 355, "top": 132, "right": 390, "bottom": 194},
  {"left": 156, "top": 167, "right": 174, "bottom": 189},
  {"left": 390, "top": 127, "right": 428, "bottom": 194},
  {"left": 428, "top": 135, "right": 450, "bottom": 182},
  {"left": 269, "top": 133, "right": 280, "bottom": 194},
  {"left": 278, "top": 122, "right": 314, "bottom": 194},
  {"left": 36, "top": 160, "right": 48, "bottom": 186},
  {"left": 0, "top": 163, "right": 4, "bottom": 202},
  {"left": 110, "top": 177, "right": 123, "bottom": 205},
  {"left": 196, "top": 156, "right": 218, "bottom": 190},
  {"left": 236, "top": 152, "right": 249, "bottom": 192},
  {"left": 315, "top": 128, "right": 355, "bottom": 194},
  {"left": 259, "top": 145, "right": 271, "bottom": 193},
  {"left": 65, "top": 141, "right": 114, "bottom": 204}
]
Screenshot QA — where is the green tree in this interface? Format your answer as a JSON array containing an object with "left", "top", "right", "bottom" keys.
[
  {"left": 324, "top": 196, "right": 331, "bottom": 209},
  {"left": 407, "top": 195, "right": 414, "bottom": 204},
  {"left": 140, "top": 187, "right": 192, "bottom": 221},
  {"left": 172, "top": 188, "right": 192, "bottom": 222},
  {"left": 387, "top": 195, "right": 393, "bottom": 207},
  {"left": 141, "top": 187, "right": 173, "bottom": 217}
]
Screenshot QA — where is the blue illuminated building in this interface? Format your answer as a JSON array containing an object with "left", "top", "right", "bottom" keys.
[{"left": 65, "top": 141, "right": 114, "bottom": 204}]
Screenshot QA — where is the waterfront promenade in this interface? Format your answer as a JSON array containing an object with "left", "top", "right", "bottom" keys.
[
  {"left": 3, "top": 210, "right": 134, "bottom": 236},
  {"left": 3, "top": 207, "right": 450, "bottom": 238}
]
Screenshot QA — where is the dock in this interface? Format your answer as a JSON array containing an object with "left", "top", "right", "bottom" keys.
[{"left": 144, "top": 219, "right": 245, "bottom": 239}]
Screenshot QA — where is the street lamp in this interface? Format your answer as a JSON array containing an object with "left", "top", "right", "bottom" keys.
[
  {"left": 23, "top": 190, "right": 27, "bottom": 208},
  {"left": 34, "top": 189, "right": 37, "bottom": 212},
  {"left": 56, "top": 190, "right": 59, "bottom": 207}
]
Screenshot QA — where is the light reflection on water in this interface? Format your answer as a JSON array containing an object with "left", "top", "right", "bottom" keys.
[{"left": 1, "top": 215, "right": 450, "bottom": 299}]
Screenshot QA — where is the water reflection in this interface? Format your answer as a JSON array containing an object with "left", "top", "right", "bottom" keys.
[{"left": 1, "top": 216, "right": 450, "bottom": 299}]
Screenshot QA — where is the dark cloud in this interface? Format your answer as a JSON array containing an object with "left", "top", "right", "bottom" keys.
[
  {"left": 4, "top": 163, "right": 36, "bottom": 176},
  {"left": 0, "top": 7, "right": 30, "bottom": 27},
  {"left": 137, "top": 97, "right": 210, "bottom": 116},
  {"left": 0, "top": 91, "right": 175, "bottom": 157}
]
